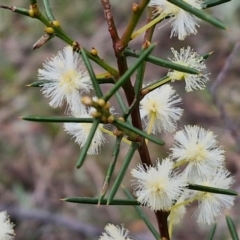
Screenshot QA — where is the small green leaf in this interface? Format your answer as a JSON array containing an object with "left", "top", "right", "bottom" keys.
[
  {"left": 43, "top": 0, "right": 55, "bottom": 21},
  {"left": 28, "top": 78, "right": 114, "bottom": 87},
  {"left": 134, "top": 49, "right": 146, "bottom": 98},
  {"left": 202, "top": 51, "right": 214, "bottom": 60},
  {"left": 204, "top": 0, "right": 231, "bottom": 9},
  {"left": 81, "top": 48, "right": 103, "bottom": 98},
  {"left": 27, "top": 80, "right": 52, "bottom": 87},
  {"left": 115, "top": 119, "right": 165, "bottom": 145},
  {"left": 207, "top": 223, "right": 217, "bottom": 240},
  {"left": 76, "top": 119, "right": 101, "bottom": 168},
  {"left": 167, "top": 0, "right": 227, "bottom": 30},
  {"left": 63, "top": 197, "right": 140, "bottom": 205},
  {"left": 226, "top": 215, "right": 239, "bottom": 240},
  {"left": 123, "top": 187, "right": 160, "bottom": 240},
  {"left": 124, "top": 48, "right": 199, "bottom": 74},
  {"left": 22, "top": 116, "right": 94, "bottom": 123},
  {"left": 141, "top": 76, "right": 171, "bottom": 93},
  {"left": 97, "top": 77, "right": 115, "bottom": 84},
  {"left": 188, "top": 184, "right": 238, "bottom": 196},
  {"left": 107, "top": 142, "right": 140, "bottom": 204},
  {"left": 30, "top": 0, "right": 37, "bottom": 4},
  {"left": 98, "top": 137, "right": 122, "bottom": 203}
]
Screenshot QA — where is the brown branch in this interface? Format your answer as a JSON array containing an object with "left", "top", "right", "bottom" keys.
[
  {"left": 155, "top": 211, "right": 170, "bottom": 240},
  {"left": 100, "top": 2, "right": 168, "bottom": 238},
  {"left": 100, "top": 0, "right": 120, "bottom": 53},
  {"left": 210, "top": 41, "right": 240, "bottom": 152},
  {"left": 141, "top": 8, "right": 170, "bottom": 239},
  {"left": 0, "top": 5, "right": 13, "bottom": 10}
]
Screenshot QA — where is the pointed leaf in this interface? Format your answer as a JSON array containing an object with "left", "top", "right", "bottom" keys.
[
  {"left": 226, "top": 215, "right": 239, "bottom": 240},
  {"left": 207, "top": 223, "right": 217, "bottom": 240},
  {"left": 98, "top": 137, "right": 122, "bottom": 202},
  {"left": 134, "top": 48, "right": 146, "bottom": 98},
  {"left": 43, "top": 0, "right": 55, "bottom": 21},
  {"left": 115, "top": 119, "right": 165, "bottom": 145},
  {"left": 204, "top": 0, "right": 231, "bottom": 8},
  {"left": 81, "top": 48, "right": 103, "bottom": 98},
  {"left": 63, "top": 197, "right": 140, "bottom": 205},
  {"left": 123, "top": 187, "right": 160, "bottom": 240},
  {"left": 107, "top": 142, "right": 140, "bottom": 204},
  {"left": 22, "top": 116, "right": 94, "bottom": 123},
  {"left": 188, "top": 184, "right": 238, "bottom": 196},
  {"left": 76, "top": 119, "right": 101, "bottom": 168},
  {"left": 124, "top": 48, "right": 199, "bottom": 74},
  {"left": 167, "top": 0, "right": 227, "bottom": 30}
]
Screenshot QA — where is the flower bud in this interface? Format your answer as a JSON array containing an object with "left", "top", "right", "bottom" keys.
[
  {"left": 29, "top": 9, "right": 35, "bottom": 17},
  {"left": 45, "top": 27, "right": 55, "bottom": 34},
  {"left": 91, "top": 47, "right": 98, "bottom": 56},
  {"left": 97, "top": 99, "right": 106, "bottom": 107},
  {"left": 52, "top": 20, "right": 60, "bottom": 27}
]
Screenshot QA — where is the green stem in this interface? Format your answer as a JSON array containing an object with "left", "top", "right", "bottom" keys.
[
  {"left": 141, "top": 76, "right": 172, "bottom": 94},
  {"left": 0, "top": 5, "right": 30, "bottom": 17},
  {"left": 120, "top": 0, "right": 151, "bottom": 48},
  {"left": 131, "top": 13, "right": 166, "bottom": 40}
]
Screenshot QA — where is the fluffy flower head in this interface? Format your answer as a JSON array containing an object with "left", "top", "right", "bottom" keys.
[
  {"left": 64, "top": 112, "right": 106, "bottom": 155},
  {"left": 0, "top": 211, "right": 15, "bottom": 240},
  {"left": 168, "top": 47, "right": 209, "bottom": 92},
  {"left": 170, "top": 125, "right": 225, "bottom": 181},
  {"left": 149, "top": 0, "right": 203, "bottom": 40},
  {"left": 140, "top": 84, "right": 183, "bottom": 134},
  {"left": 131, "top": 158, "right": 187, "bottom": 211},
  {"left": 99, "top": 224, "right": 133, "bottom": 240},
  {"left": 38, "top": 46, "right": 92, "bottom": 112},
  {"left": 194, "top": 167, "right": 235, "bottom": 224}
]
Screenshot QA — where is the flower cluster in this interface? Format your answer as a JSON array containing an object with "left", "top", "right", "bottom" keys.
[
  {"left": 38, "top": 45, "right": 235, "bottom": 230},
  {"left": 37, "top": 45, "right": 210, "bottom": 155},
  {"left": 131, "top": 126, "right": 235, "bottom": 225},
  {"left": 38, "top": 46, "right": 110, "bottom": 155}
]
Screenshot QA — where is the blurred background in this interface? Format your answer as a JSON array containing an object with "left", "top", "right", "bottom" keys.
[{"left": 0, "top": 0, "right": 240, "bottom": 239}]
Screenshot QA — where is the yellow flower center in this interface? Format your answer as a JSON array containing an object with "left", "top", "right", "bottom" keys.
[
  {"left": 187, "top": 143, "right": 207, "bottom": 162},
  {"left": 60, "top": 69, "right": 81, "bottom": 91},
  {"left": 81, "top": 122, "right": 92, "bottom": 132},
  {"left": 149, "top": 178, "right": 166, "bottom": 194},
  {"left": 149, "top": 100, "right": 158, "bottom": 113}
]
